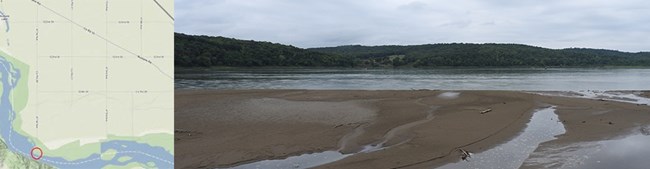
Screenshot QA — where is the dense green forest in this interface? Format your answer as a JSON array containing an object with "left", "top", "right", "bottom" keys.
[
  {"left": 175, "top": 33, "right": 354, "bottom": 67},
  {"left": 176, "top": 33, "right": 650, "bottom": 67}
]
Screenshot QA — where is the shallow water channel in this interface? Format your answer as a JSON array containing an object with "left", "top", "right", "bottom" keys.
[
  {"left": 228, "top": 106, "right": 567, "bottom": 169},
  {"left": 437, "top": 107, "right": 566, "bottom": 169},
  {"left": 227, "top": 150, "right": 349, "bottom": 169},
  {"left": 522, "top": 129, "right": 650, "bottom": 169}
]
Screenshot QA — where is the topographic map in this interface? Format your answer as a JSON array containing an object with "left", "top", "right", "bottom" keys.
[{"left": 0, "top": 0, "right": 173, "bottom": 168}]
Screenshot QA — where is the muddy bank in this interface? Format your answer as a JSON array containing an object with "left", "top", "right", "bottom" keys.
[{"left": 175, "top": 90, "right": 650, "bottom": 169}]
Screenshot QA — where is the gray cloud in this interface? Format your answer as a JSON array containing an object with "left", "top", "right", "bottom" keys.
[{"left": 175, "top": 0, "right": 650, "bottom": 52}]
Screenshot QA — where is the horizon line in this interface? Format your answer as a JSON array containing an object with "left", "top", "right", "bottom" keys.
[{"left": 175, "top": 32, "right": 649, "bottom": 53}]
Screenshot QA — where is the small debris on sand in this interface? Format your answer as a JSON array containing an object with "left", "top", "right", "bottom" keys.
[
  {"left": 480, "top": 109, "right": 492, "bottom": 114},
  {"left": 175, "top": 129, "right": 191, "bottom": 133},
  {"left": 458, "top": 148, "right": 472, "bottom": 161},
  {"left": 175, "top": 129, "right": 198, "bottom": 137},
  {"left": 641, "top": 127, "right": 650, "bottom": 136}
]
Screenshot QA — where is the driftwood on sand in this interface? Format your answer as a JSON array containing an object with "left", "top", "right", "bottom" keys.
[{"left": 458, "top": 148, "right": 472, "bottom": 161}]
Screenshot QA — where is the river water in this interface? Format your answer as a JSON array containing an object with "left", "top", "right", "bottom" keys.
[
  {"left": 178, "top": 68, "right": 650, "bottom": 169},
  {"left": 439, "top": 107, "right": 566, "bottom": 169},
  {"left": 176, "top": 68, "right": 650, "bottom": 90}
]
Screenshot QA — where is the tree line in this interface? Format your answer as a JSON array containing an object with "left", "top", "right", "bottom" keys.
[
  {"left": 175, "top": 33, "right": 354, "bottom": 67},
  {"left": 176, "top": 33, "right": 650, "bottom": 67}
]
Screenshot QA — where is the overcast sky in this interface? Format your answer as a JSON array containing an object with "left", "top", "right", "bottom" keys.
[{"left": 175, "top": 0, "right": 650, "bottom": 52}]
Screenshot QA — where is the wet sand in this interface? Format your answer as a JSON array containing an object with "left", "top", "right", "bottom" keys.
[{"left": 175, "top": 90, "right": 650, "bottom": 169}]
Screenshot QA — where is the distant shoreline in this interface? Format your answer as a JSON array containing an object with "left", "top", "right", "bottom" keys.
[{"left": 175, "top": 33, "right": 650, "bottom": 68}]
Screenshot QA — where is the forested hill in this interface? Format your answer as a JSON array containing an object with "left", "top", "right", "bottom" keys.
[
  {"left": 175, "top": 33, "right": 354, "bottom": 67},
  {"left": 175, "top": 33, "right": 650, "bottom": 67},
  {"left": 310, "top": 44, "right": 650, "bottom": 67}
]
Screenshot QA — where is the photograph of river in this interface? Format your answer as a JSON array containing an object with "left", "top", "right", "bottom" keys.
[{"left": 172, "top": 0, "right": 650, "bottom": 169}]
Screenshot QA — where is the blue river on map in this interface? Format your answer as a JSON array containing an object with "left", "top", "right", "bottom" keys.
[{"left": 0, "top": 56, "right": 173, "bottom": 168}]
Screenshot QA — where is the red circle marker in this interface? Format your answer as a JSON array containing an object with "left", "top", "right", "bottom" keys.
[{"left": 31, "top": 147, "right": 43, "bottom": 160}]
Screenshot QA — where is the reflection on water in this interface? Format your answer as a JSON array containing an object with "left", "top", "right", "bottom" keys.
[
  {"left": 570, "top": 91, "right": 650, "bottom": 105},
  {"left": 437, "top": 92, "right": 460, "bottom": 99},
  {"left": 438, "top": 107, "right": 566, "bottom": 169},
  {"left": 573, "top": 134, "right": 650, "bottom": 169},
  {"left": 523, "top": 130, "right": 650, "bottom": 169},
  {"left": 535, "top": 90, "right": 650, "bottom": 106},
  {"left": 227, "top": 151, "right": 350, "bottom": 169},
  {"left": 176, "top": 68, "right": 650, "bottom": 90}
]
